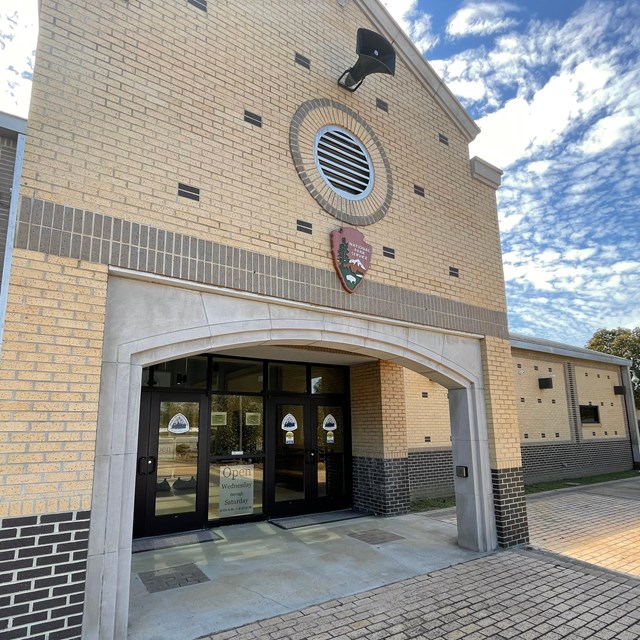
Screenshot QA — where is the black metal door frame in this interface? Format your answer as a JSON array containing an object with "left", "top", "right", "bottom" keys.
[{"left": 133, "top": 391, "right": 209, "bottom": 538}]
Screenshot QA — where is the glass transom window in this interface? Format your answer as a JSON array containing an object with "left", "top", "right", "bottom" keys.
[{"left": 314, "top": 126, "right": 374, "bottom": 200}]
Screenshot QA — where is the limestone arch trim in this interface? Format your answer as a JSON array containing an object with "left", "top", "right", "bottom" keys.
[{"left": 83, "top": 274, "right": 496, "bottom": 640}]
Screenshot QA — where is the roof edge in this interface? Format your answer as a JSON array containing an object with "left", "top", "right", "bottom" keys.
[
  {"left": 470, "top": 156, "right": 503, "bottom": 189},
  {"left": 0, "top": 111, "right": 28, "bottom": 135},
  {"left": 355, "top": 0, "right": 481, "bottom": 142},
  {"left": 510, "top": 332, "right": 631, "bottom": 367}
]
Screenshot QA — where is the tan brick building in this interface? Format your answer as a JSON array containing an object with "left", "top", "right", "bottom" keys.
[{"left": 0, "top": 1, "right": 637, "bottom": 638}]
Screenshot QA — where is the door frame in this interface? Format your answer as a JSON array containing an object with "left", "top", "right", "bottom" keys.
[
  {"left": 265, "top": 394, "right": 351, "bottom": 517},
  {"left": 133, "top": 390, "right": 209, "bottom": 538}
]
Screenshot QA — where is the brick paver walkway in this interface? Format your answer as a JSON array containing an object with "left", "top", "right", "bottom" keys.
[
  {"left": 199, "top": 549, "right": 640, "bottom": 640},
  {"left": 527, "top": 479, "right": 640, "bottom": 577},
  {"left": 199, "top": 478, "right": 640, "bottom": 640}
]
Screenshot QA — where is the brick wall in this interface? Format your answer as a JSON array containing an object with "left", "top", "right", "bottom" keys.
[
  {"left": 491, "top": 467, "right": 529, "bottom": 548},
  {"left": 404, "top": 370, "right": 451, "bottom": 448},
  {"left": 0, "top": 251, "right": 107, "bottom": 518},
  {"left": 352, "top": 457, "right": 410, "bottom": 515},
  {"left": 0, "top": 511, "right": 89, "bottom": 639},
  {"left": 521, "top": 440, "right": 633, "bottom": 483},
  {"left": 408, "top": 449, "right": 454, "bottom": 499}
]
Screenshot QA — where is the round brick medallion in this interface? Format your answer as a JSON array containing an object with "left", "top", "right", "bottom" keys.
[{"left": 289, "top": 98, "right": 393, "bottom": 226}]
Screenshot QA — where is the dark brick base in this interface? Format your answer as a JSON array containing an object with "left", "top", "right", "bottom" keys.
[
  {"left": 521, "top": 440, "right": 633, "bottom": 484},
  {"left": 352, "top": 456, "right": 410, "bottom": 516},
  {"left": 492, "top": 467, "right": 529, "bottom": 548},
  {"left": 408, "top": 449, "right": 454, "bottom": 500},
  {"left": 0, "top": 510, "right": 90, "bottom": 640}
]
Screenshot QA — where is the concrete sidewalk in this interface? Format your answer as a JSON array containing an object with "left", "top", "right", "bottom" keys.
[{"left": 130, "top": 476, "right": 640, "bottom": 640}]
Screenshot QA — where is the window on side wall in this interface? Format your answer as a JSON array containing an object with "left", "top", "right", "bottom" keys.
[{"left": 579, "top": 405, "right": 600, "bottom": 424}]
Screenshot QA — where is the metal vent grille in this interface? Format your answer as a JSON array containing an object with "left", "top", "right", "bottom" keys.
[{"left": 314, "top": 126, "right": 373, "bottom": 200}]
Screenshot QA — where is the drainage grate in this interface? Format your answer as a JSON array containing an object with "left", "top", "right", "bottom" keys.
[
  {"left": 138, "top": 563, "right": 210, "bottom": 593},
  {"left": 348, "top": 528, "right": 405, "bottom": 545}
]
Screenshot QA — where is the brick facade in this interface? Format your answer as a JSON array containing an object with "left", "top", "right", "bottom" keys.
[
  {"left": 491, "top": 467, "right": 529, "bottom": 548},
  {"left": 0, "top": 511, "right": 89, "bottom": 640},
  {"left": 352, "top": 456, "right": 410, "bottom": 516}
]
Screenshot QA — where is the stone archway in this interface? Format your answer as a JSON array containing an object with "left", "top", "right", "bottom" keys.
[{"left": 82, "top": 271, "right": 495, "bottom": 640}]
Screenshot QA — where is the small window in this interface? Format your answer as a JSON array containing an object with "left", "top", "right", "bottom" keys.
[
  {"left": 212, "top": 358, "right": 263, "bottom": 393},
  {"left": 580, "top": 405, "right": 600, "bottom": 424},
  {"left": 310, "top": 366, "right": 345, "bottom": 394},
  {"left": 269, "top": 363, "right": 307, "bottom": 393}
]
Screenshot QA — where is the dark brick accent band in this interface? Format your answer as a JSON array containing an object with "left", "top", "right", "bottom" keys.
[
  {"left": 352, "top": 456, "right": 410, "bottom": 516},
  {"left": 408, "top": 448, "right": 454, "bottom": 500},
  {"left": 491, "top": 467, "right": 529, "bottom": 548},
  {"left": 522, "top": 439, "right": 633, "bottom": 484},
  {"left": 14, "top": 196, "right": 509, "bottom": 339},
  {"left": 0, "top": 510, "right": 89, "bottom": 640}
]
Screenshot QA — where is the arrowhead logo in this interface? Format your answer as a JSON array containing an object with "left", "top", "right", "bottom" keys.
[{"left": 330, "top": 228, "right": 372, "bottom": 293}]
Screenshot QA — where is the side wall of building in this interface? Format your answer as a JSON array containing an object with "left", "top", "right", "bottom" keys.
[{"left": 407, "top": 348, "right": 635, "bottom": 500}]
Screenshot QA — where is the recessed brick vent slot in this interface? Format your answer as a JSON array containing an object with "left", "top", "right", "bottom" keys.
[
  {"left": 414, "top": 185, "right": 425, "bottom": 197},
  {"left": 187, "top": 0, "right": 207, "bottom": 11},
  {"left": 424, "top": 436, "right": 431, "bottom": 443},
  {"left": 421, "top": 391, "right": 428, "bottom": 398},
  {"left": 296, "top": 219, "right": 312, "bottom": 234},
  {"left": 438, "top": 133, "right": 449, "bottom": 145},
  {"left": 178, "top": 183, "right": 200, "bottom": 201},
  {"left": 294, "top": 52, "right": 310, "bottom": 69},
  {"left": 449, "top": 266, "right": 459, "bottom": 277},
  {"left": 376, "top": 97, "right": 388, "bottom": 112},
  {"left": 244, "top": 110, "right": 262, "bottom": 127},
  {"left": 382, "top": 246, "right": 395, "bottom": 258}
]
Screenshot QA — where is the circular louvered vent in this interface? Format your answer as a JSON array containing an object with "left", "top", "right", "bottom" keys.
[{"left": 314, "top": 126, "right": 373, "bottom": 200}]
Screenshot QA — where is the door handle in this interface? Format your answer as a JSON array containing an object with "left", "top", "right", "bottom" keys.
[
  {"left": 147, "top": 457, "right": 157, "bottom": 474},
  {"left": 137, "top": 457, "right": 147, "bottom": 475}
]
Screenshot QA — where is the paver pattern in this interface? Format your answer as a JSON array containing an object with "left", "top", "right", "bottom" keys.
[
  {"left": 199, "top": 549, "right": 640, "bottom": 640},
  {"left": 526, "top": 480, "right": 640, "bottom": 577},
  {"left": 199, "top": 478, "right": 640, "bottom": 640}
]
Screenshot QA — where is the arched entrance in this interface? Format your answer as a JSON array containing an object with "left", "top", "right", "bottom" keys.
[{"left": 83, "top": 271, "right": 496, "bottom": 639}]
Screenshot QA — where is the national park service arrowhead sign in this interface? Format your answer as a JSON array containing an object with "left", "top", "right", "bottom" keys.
[{"left": 330, "top": 228, "right": 372, "bottom": 293}]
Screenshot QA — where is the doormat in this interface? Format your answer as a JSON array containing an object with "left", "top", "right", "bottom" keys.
[
  {"left": 132, "top": 529, "right": 222, "bottom": 554},
  {"left": 270, "top": 509, "right": 370, "bottom": 530}
]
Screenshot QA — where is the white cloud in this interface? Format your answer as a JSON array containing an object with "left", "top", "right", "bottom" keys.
[
  {"left": 382, "top": 0, "right": 439, "bottom": 52},
  {"left": 0, "top": 1, "right": 38, "bottom": 117},
  {"left": 447, "top": 2, "right": 520, "bottom": 38}
]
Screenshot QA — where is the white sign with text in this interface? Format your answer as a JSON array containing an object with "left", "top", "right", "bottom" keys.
[{"left": 218, "top": 464, "right": 254, "bottom": 517}]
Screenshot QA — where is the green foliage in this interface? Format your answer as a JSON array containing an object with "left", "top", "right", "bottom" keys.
[{"left": 586, "top": 326, "right": 640, "bottom": 408}]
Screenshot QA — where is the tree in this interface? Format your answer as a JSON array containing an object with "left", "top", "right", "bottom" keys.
[{"left": 586, "top": 327, "right": 640, "bottom": 409}]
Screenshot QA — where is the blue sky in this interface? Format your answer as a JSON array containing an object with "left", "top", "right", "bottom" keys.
[{"left": 1, "top": 1, "right": 639, "bottom": 348}]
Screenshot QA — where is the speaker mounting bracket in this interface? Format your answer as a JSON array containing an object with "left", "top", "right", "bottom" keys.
[{"left": 338, "top": 69, "right": 363, "bottom": 92}]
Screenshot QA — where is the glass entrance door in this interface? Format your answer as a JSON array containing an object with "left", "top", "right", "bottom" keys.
[
  {"left": 266, "top": 398, "right": 349, "bottom": 517},
  {"left": 134, "top": 392, "right": 208, "bottom": 537}
]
